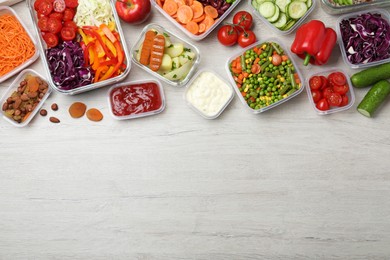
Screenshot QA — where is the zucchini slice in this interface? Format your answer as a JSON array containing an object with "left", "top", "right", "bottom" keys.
[{"left": 287, "top": 1, "right": 308, "bottom": 19}]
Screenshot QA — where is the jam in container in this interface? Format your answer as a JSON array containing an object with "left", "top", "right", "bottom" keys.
[{"left": 107, "top": 79, "right": 165, "bottom": 120}]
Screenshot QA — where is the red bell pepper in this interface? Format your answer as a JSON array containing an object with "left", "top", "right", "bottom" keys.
[{"left": 291, "top": 20, "right": 337, "bottom": 66}]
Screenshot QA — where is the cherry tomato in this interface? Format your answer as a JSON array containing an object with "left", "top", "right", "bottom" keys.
[
  {"left": 217, "top": 25, "right": 238, "bottom": 46},
  {"left": 320, "top": 75, "right": 328, "bottom": 89},
  {"left": 311, "top": 89, "right": 322, "bottom": 103},
  {"left": 38, "top": 0, "right": 53, "bottom": 16},
  {"left": 65, "top": 0, "right": 78, "bottom": 8},
  {"left": 53, "top": 0, "right": 66, "bottom": 12},
  {"left": 43, "top": 32, "right": 59, "bottom": 48},
  {"left": 328, "top": 72, "right": 346, "bottom": 87},
  {"left": 322, "top": 87, "right": 334, "bottom": 99},
  {"left": 327, "top": 92, "right": 342, "bottom": 106},
  {"left": 34, "top": 0, "right": 45, "bottom": 11},
  {"left": 272, "top": 54, "right": 281, "bottom": 66},
  {"left": 38, "top": 16, "right": 49, "bottom": 32},
  {"left": 340, "top": 95, "right": 349, "bottom": 107},
  {"left": 316, "top": 98, "right": 329, "bottom": 111},
  {"left": 309, "top": 75, "right": 322, "bottom": 90},
  {"left": 49, "top": 12, "right": 64, "bottom": 20},
  {"left": 237, "top": 30, "right": 256, "bottom": 48},
  {"left": 63, "top": 8, "right": 75, "bottom": 21},
  {"left": 60, "top": 26, "right": 76, "bottom": 41},
  {"left": 47, "top": 17, "right": 62, "bottom": 34},
  {"left": 63, "top": 20, "right": 78, "bottom": 31},
  {"left": 333, "top": 83, "right": 349, "bottom": 95},
  {"left": 233, "top": 11, "right": 253, "bottom": 32}
]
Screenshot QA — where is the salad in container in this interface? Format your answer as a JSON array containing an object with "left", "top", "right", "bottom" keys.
[{"left": 27, "top": 0, "right": 131, "bottom": 95}]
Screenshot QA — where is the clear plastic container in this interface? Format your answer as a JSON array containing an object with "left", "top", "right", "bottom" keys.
[
  {"left": 184, "top": 69, "right": 234, "bottom": 119},
  {"left": 336, "top": 9, "right": 390, "bottom": 69},
  {"left": 151, "top": 0, "right": 241, "bottom": 41},
  {"left": 131, "top": 23, "right": 200, "bottom": 87},
  {"left": 0, "top": 0, "right": 23, "bottom": 6},
  {"left": 321, "top": 0, "right": 390, "bottom": 15},
  {"left": 305, "top": 69, "right": 355, "bottom": 115},
  {"left": 26, "top": 0, "right": 131, "bottom": 95},
  {"left": 249, "top": 0, "right": 316, "bottom": 35},
  {"left": 0, "top": 6, "right": 39, "bottom": 83},
  {"left": 0, "top": 69, "right": 52, "bottom": 127},
  {"left": 107, "top": 79, "right": 166, "bottom": 120},
  {"left": 225, "top": 38, "right": 305, "bottom": 114}
]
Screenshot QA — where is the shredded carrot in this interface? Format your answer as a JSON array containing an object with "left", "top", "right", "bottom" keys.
[
  {"left": 204, "top": 5, "right": 218, "bottom": 19},
  {"left": 177, "top": 5, "right": 193, "bottom": 24},
  {"left": 0, "top": 14, "right": 36, "bottom": 77}
]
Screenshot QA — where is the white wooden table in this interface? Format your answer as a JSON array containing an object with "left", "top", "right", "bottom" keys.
[{"left": 1, "top": 1, "right": 390, "bottom": 259}]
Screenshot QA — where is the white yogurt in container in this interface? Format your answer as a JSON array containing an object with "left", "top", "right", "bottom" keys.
[{"left": 185, "top": 70, "right": 234, "bottom": 119}]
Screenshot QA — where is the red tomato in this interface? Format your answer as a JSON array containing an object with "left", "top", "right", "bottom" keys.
[
  {"left": 309, "top": 75, "right": 322, "bottom": 90},
  {"left": 53, "top": 0, "right": 66, "bottom": 12},
  {"left": 327, "top": 92, "right": 342, "bottom": 106},
  {"left": 63, "top": 20, "right": 78, "bottom": 31},
  {"left": 63, "top": 8, "right": 75, "bottom": 21},
  {"left": 316, "top": 98, "right": 329, "bottom": 111},
  {"left": 320, "top": 75, "right": 328, "bottom": 89},
  {"left": 272, "top": 54, "right": 282, "bottom": 66},
  {"left": 323, "top": 87, "right": 333, "bottom": 99},
  {"left": 340, "top": 95, "right": 349, "bottom": 107},
  {"left": 217, "top": 25, "right": 238, "bottom": 46},
  {"left": 233, "top": 11, "right": 253, "bottom": 32},
  {"left": 38, "top": 16, "right": 49, "bottom": 32},
  {"left": 60, "top": 26, "right": 76, "bottom": 41},
  {"left": 311, "top": 89, "right": 322, "bottom": 103},
  {"left": 328, "top": 72, "right": 346, "bottom": 87},
  {"left": 49, "top": 12, "right": 64, "bottom": 20},
  {"left": 38, "top": 0, "right": 53, "bottom": 16},
  {"left": 34, "top": 0, "right": 45, "bottom": 11},
  {"left": 47, "top": 17, "right": 62, "bottom": 34},
  {"left": 333, "top": 83, "right": 349, "bottom": 95},
  {"left": 238, "top": 30, "right": 256, "bottom": 48},
  {"left": 115, "top": 0, "right": 151, "bottom": 24},
  {"left": 65, "top": 0, "right": 78, "bottom": 8},
  {"left": 43, "top": 32, "right": 59, "bottom": 48},
  {"left": 251, "top": 63, "right": 261, "bottom": 74}
]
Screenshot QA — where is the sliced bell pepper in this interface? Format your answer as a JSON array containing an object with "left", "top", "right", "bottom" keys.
[{"left": 100, "top": 23, "right": 117, "bottom": 43}]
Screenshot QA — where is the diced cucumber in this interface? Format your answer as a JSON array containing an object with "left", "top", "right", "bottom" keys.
[
  {"left": 272, "top": 12, "right": 287, "bottom": 28},
  {"left": 258, "top": 2, "right": 276, "bottom": 18},
  {"left": 275, "top": 0, "right": 291, "bottom": 12},
  {"left": 287, "top": 1, "right": 308, "bottom": 19},
  {"left": 267, "top": 6, "right": 280, "bottom": 22}
]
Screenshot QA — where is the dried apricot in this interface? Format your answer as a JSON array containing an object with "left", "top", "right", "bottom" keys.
[
  {"left": 68, "top": 102, "right": 87, "bottom": 118},
  {"left": 86, "top": 108, "right": 103, "bottom": 122}
]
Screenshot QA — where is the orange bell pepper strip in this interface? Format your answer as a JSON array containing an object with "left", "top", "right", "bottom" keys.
[
  {"left": 98, "top": 41, "right": 125, "bottom": 81},
  {"left": 94, "top": 65, "right": 108, "bottom": 83},
  {"left": 99, "top": 23, "right": 117, "bottom": 43},
  {"left": 83, "top": 27, "right": 115, "bottom": 60}
]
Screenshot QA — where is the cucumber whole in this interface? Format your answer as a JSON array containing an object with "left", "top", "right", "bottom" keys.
[
  {"left": 357, "top": 80, "right": 390, "bottom": 117},
  {"left": 351, "top": 62, "right": 390, "bottom": 88}
]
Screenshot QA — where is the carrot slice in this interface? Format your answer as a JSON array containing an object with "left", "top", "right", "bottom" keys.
[
  {"left": 198, "top": 23, "right": 206, "bottom": 33},
  {"left": 163, "top": 0, "right": 178, "bottom": 16},
  {"left": 201, "top": 15, "right": 214, "bottom": 31},
  {"left": 185, "top": 0, "right": 193, "bottom": 5},
  {"left": 191, "top": 13, "right": 205, "bottom": 23},
  {"left": 177, "top": 5, "right": 193, "bottom": 24},
  {"left": 157, "top": 0, "right": 163, "bottom": 7},
  {"left": 186, "top": 21, "right": 199, "bottom": 34},
  {"left": 149, "top": 35, "right": 165, "bottom": 71},
  {"left": 204, "top": 5, "right": 218, "bottom": 19},
  {"left": 190, "top": 0, "right": 203, "bottom": 19},
  {"left": 139, "top": 30, "right": 156, "bottom": 66},
  {"left": 174, "top": 0, "right": 185, "bottom": 7}
]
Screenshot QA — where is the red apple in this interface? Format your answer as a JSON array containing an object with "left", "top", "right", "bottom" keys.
[{"left": 115, "top": 0, "right": 151, "bottom": 24}]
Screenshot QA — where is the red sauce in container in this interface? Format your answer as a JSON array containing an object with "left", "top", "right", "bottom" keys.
[{"left": 110, "top": 82, "right": 163, "bottom": 117}]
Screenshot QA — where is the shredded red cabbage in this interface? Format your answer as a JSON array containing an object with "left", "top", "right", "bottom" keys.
[
  {"left": 339, "top": 12, "right": 390, "bottom": 65},
  {"left": 46, "top": 41, "right": 94, "bottom": 90}
]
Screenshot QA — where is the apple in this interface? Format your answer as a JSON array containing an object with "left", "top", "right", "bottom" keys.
[{"left": 115, "top": 0, "right": 151, "bottom": 24}]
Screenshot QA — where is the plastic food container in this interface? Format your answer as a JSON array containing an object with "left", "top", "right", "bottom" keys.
[
  {"left": 336, "top": 9, "right": 390, "bottom": 69},
  {"left": 0, "top": 69, "right": 52, "bottom": 127},
  {"left": 107, "top": 79, "right": 166, "bottom": 120},
  {"left": 249, "top": 0, "right": 316, "bottom": 35},
  {"left": 131, "top": 23, "right": 200, "bottom": 87},
  {"left": 225, "top": 38, "right": 304, "bottom": 114},
  {"left": 184, "top": 69, "right": 234, "bottom": 119},
  {"left": 0, "top": 6, "right": 39, "bottom": 83},
  {"left": 305, "top": 69, "right": 355, "bottom": 115},
  {"left": 151, "top": 0, "right": 241, "bottom": 41},
  {"left": 320, "top": 0, "right": 390, "bottom": 15},
  {"left": 26, "top": 0, "right": 131, "bottom": 95}
]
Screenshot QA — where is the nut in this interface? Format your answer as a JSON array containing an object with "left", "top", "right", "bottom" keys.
[
  {"left": 2, "top": 102, "right": 8, "bottom": 111},
  {"left": 40, "top": 109, "right": 47, "bottom": 116},
  {"left": 49, "top": 116, "right": 60, "bottom": 123},
  {"left": 51, "top": 103, "right": 58, "bottom": 111}
]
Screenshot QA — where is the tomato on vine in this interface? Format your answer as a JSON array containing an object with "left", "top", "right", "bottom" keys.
[
  {"left": 233, "top": 11, "right": 253, "bottom": 32},
  {"left": 217, "top": 25, "right": 238, "bottom": 46},
  {"left": 237, "top": 30, "right": 256, "bottom": 48}
]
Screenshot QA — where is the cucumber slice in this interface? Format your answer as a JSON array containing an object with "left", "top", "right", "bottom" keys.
[
  {"left": 306, "top": 0, "right": 312, "bottom": 7},
  {"left": 275, "top": 0, "right": 291, "bottom": 12},
  {"left": 258, "top": 2, "right": 276, "bottom": 18},
  {"left": 252, "top": 0, "right": 259, "bottom": 9},
  {"left": 272, "top": 12, "right": 287, "bottom": 28},
  {"left": 357, "top": 80, "right": 390, "bottom": 117},
  {"left": 287, "top": 1, "right": 308, "bottom": 19},
  {"left": 267, "top": 6, "right": 280, "bottom": 22}
]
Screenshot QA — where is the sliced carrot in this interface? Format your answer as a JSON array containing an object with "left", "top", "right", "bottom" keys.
[
  {"left": 149, "top": 35, "right": 165, "bottom": 71},
  {"left": 190, "top": 0, "right": 203, "bottom": 19},
  {"left": 174, "top": 0, "right": 185, "bottom": 6},
  {"left": 251, "top": 64, "right": 261, "bottom": 74},
  {"left": 198, "top": 23, "right": 206, "bottom": 33},
  {"left": 185, "top": 0, "right": 193, "bottom": 5},
  {"left": 157, "top": 0, "right": 163, "bottom": 7},
  {"left": 253, "top": 57, "right": 260, "bottom": 65},
  {"left": 192, "top": 13, "right": 205, "bottom": 23},
  {"left": 22, "top": 112, "right": 31, "bottom": 122},
  {"left": 139, "top": 30, "right": 156, "bottom": 66},
  {"left": 200, "top": 15, "right": 214, "bottom": 31},
  {"left": 163, "top": 0, "right": 178, "bottom": 16},
  {"left": 204, "top": 5, "right": 218, "bottom": 19},
  {"left": 177, "top": 5, "right": 193, "bottom": 24},
  {"left": 185, "top": 21, "right": 199, "bottom": 34},
  {"left": 281, "top": 55, "right": 289, "bottom": 61}
]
